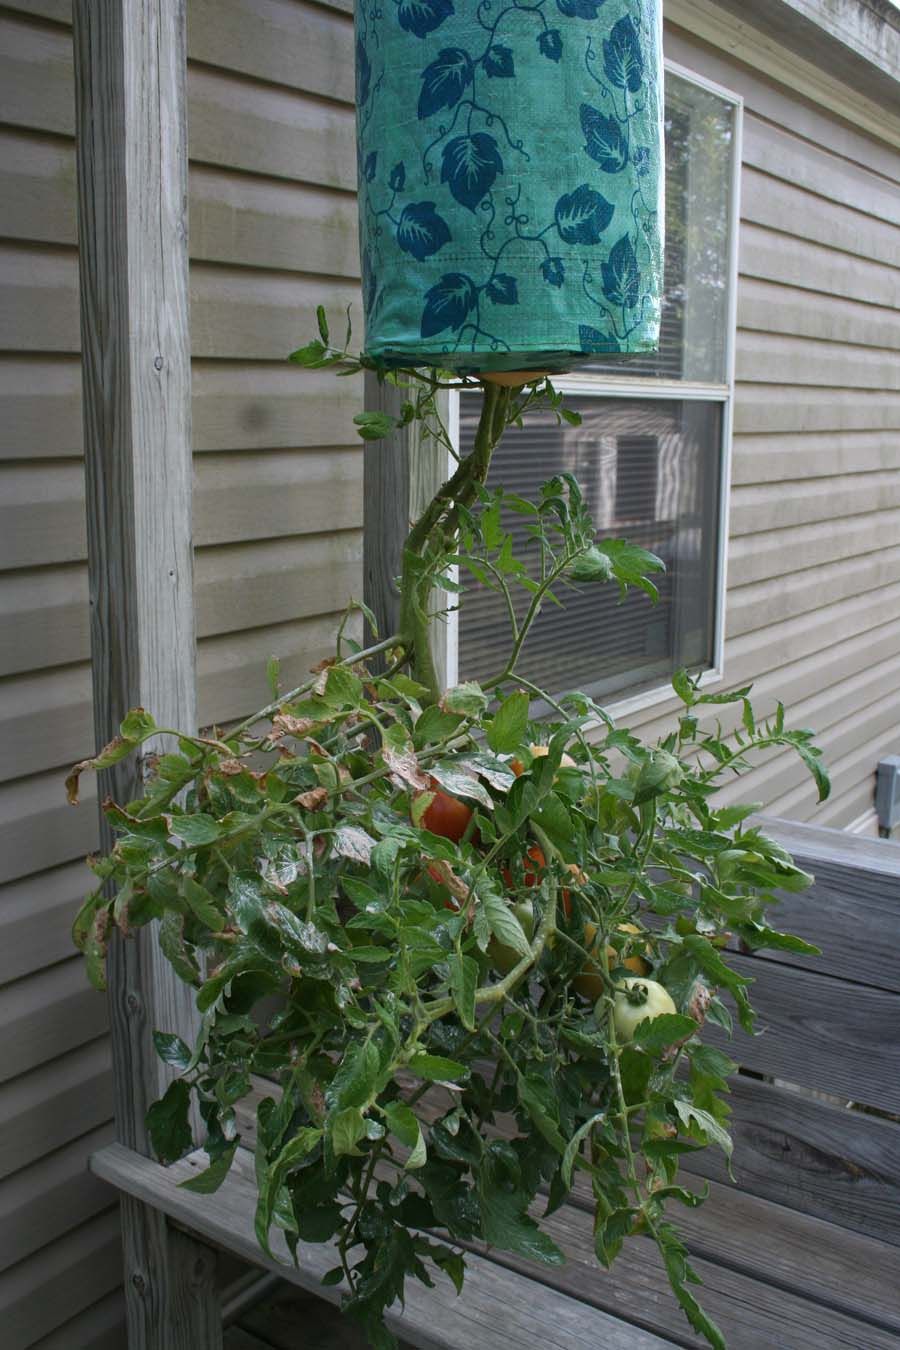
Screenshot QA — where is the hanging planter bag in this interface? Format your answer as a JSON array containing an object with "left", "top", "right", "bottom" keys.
[{"left": 355, "top": 0, "right": 664, "bottom": 373}]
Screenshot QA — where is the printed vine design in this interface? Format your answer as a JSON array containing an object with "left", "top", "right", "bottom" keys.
[
  {"left": 358, "top": 0, "right": 661, "bottom": 358},
  {"left": 418, "top": 177, "right": 621, "bottom": 353},
  {"left": 575, "top": 14, "right": 658, "bottom": 351}
]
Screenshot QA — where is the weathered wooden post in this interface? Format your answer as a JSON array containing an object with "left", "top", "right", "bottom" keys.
[
  {"left": 362, "top": 373, "right": 451, "bottom": 687},
  {"left": 72, "top": 1, "right": 222, "bottom": 1343}
]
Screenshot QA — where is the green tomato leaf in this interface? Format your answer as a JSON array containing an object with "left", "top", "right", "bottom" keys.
[
  {"left": 632, "top": 1013, "right": 698, "bottom": 1056},
  {"left": 182, "top": 877, "right": 225, "bottom": 931},
  {"left": 440, "top": 682, "right": 489, "bottom": 718},
  {"left": 407, "top": 1054, "right": 469, "bottom": 1083},
  {"left": 146, "top": 1079, "right": 192, "bottom": 1164},
  {"left": 486, "top": 690, "right": 530, "bottom": 754},
  {"left": 561, "top": 1111, "right": 605, "bottom": 1190},
  {"left": 152, "top": 1030, "right": 193, "bottom": 1071},
  {"left": 481, "top": 890, "right": 531, "bottom": 958},
  {"left": 166, "top": 813, "right": 222, "bottom": 847},
  {"left": 330, "top": 1106, "right": 367, "bottom": 1157},
  {"left": 449, "top": 952, "right": 478, "bottom": 1031},
  {"left": 674, "top": 1098, "right": 733, "bottom": 1164},
  {"left": 178, "top": 1142, "right": 238, "bottom": 1193}
]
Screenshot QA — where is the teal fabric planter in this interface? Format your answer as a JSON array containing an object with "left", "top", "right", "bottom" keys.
[{"left": 355, "top": 0, "right": 664, "bottom": 373}]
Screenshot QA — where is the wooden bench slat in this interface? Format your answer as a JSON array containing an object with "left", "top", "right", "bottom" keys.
[
  {"left": 90, "top": 1143, "right": 674, "bottom": 1350},
  {"left": 466, "top": 1178, "right": 900, "bottom": 1350},
  {"left": 706, "top": 953, "right": 900, "bottom": 1111},
  {"left": 670, "top": 1178, "right": 900, "bottom": 1337},
  {"left": 203, "top": 1145, "right": 900, "bottom": 1350},
  {"left": 681, "top": 1074, "right": 900, "bottom": 1247},
  {"left": 749, "top": 818, "right": 900, "bottom": 993},
  {"left": 561, "top": 1155, "right": 900, "bottom": 1335}
]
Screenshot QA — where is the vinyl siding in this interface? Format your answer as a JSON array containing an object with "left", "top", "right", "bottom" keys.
[
  {"left": 0, "top": 2, "right": 898, "bottom": 1347},
  {"left": 0, "top": 1, "right": 360, "bottom": 1345}
]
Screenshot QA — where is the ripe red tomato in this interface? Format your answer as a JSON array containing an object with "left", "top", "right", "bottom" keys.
[
  {"left": 501, "top": 844, "right": 573, "bottom": 920},
  {"left": 411, "top": 783, "right": 473, "bottom": 843}
]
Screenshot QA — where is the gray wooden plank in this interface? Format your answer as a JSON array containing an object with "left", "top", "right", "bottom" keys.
[
  {"left": 682, "top": 1074, "right": 900, "bottom": 1247},
  {"left": 705, "top": 953, "right": 900, "bottom": 1111},
  {"left": 225, "top": 1328, "right": 275, "bottom": 1350},
  {"left": 91, "top": 1143, "right": 674, "bottom": 1350},
  {"left": 73, "top": 0, "right": 200, "bottom": 1142},
  {"left": 668, "top": 1176, "right": 900, "bottom": 1336},
  {"left": 482, "top": 1196, "right": 900, "bottom": 1350},
  {"left": 362, "top": 372, "right": 450, "bottom": 687},
  {"left": 239, "top": 1285, "right": 403, "bottom": 1349},
  {"left": 739, "top": 817, "right": 900, "bottom": 991}
]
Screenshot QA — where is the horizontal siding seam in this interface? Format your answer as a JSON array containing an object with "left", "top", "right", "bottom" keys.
[{"left": 744, "top": 108, "right": 900, "bottom": 194}]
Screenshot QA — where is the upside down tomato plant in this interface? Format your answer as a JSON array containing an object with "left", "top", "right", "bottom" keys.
[{"left": 69, "top": 316, "right": 828, "bottom": 1350}]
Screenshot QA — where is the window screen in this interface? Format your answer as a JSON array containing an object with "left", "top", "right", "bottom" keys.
[{"left": 457, "top": 396, "right": 723, "bottom": 703}]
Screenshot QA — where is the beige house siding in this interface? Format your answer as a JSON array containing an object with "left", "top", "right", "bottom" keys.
[{"left": 0, "top": 1, "right": 897, "bottom": 1346}]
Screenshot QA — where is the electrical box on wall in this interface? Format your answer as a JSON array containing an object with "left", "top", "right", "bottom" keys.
[{"left": 875, "top": 755, "right": 900, "bottom": 833}]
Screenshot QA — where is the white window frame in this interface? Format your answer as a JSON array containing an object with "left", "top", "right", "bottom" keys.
[{"left": 441, "top": 60, "right": 743, "bottom": 720}]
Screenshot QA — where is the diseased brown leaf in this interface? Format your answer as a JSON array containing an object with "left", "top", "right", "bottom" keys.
[
  {"left": 217, "top": 758, "right": 246, "bottom": 776},
  {"left": 273, "top": 713, "right": 315, "bottom": 738},
  {"left": 332, "top": 825, "right": 375, "bottom": 864},
  {"left": 294, "top": 786, "right": 329, "bottom": 810},
  {"left": 381, "top": 744, "right": 429, "bottom": 791},
  {"left": 426, "top": 858, "right": 473, "bottom": 918}
]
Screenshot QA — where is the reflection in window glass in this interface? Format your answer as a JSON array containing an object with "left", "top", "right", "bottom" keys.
[
  {"left": 457, "top": 395, "right": 722, "bottom": 703},
  {"left": 587, "top": 71, "right": 735, "bottom": 384}
]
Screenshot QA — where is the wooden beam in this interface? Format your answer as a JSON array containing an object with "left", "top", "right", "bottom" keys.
[
  {"left": 73, "top": 0, "right": 199, "bottom": 1153},
  {"left": 362, "top": 372, "right": 452, "bottom": 688},
  {"left": 73, "top": 6, "right": 222, "bottom": 1344}
]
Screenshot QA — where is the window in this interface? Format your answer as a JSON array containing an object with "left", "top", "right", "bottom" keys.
[{"left": 449, "top": 64, "right": 742, "bottom": 714}]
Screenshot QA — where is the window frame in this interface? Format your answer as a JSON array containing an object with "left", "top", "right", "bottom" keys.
[{"left": 443, "top": 60, "right": 744, "bottom": 719}]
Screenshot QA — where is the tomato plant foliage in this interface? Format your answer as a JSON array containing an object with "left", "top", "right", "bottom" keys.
[{"left": 70, "top": 326, "right": 827, "bottom": 1350}]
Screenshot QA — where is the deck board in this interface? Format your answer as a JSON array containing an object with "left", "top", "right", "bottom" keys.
[{"left": 91, "top": 1143, "right": 674, "bottom": 1350}]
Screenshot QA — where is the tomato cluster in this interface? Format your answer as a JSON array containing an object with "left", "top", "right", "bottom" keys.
[{"left": 411, "top": 755, "right": 673, "bottom": 1020}]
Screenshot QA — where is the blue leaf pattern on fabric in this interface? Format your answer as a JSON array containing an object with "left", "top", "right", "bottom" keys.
[
  {"left": 601, "top": 234, "right": 641, "bottom": 307},
  {"left": 603, "top": 15, "right": 643, "bottom": 92},
  {"left": 355, "top": 0, "right": 663, "bottom": 367},
  {"left": 397, "top": 202, "right": 452, "bottom": 259},
  {"left": 538, "top": 28, "right": 563, "bottom": 61},
  {"left": 441, "top": 133, "right": 503, "bottom": 211},
  {"left": 397, "top": 0, "right": 454, "bottom": 39},
  {"left": 580, "top": 103, "right": 628, "bottom": 172},
  {"left": 486, "top": 274, "right": 519, "bottom": 305},
  {"left": 418, "top": 48, "right": 474, "bottom": 118},
  {"left": 579, "top": 324, "right": 620, "bottom": 352},
  {"left": 541, "top": 256, "right": 565, "bottom": 288},
  {"left": 421, "top": 273, "right": 478, "bottom": 336},
  {"left": 556, "top": 0, "right": 606, "bottom": 17},
  {"left": 554, "top": 184, "right": 614, "bottom": 244},
  {"left": 356, "top": 39, "right": 371, "bottom": 107},
  {"left": 484, "top": 44, "right": 515, "bottom": 77}
]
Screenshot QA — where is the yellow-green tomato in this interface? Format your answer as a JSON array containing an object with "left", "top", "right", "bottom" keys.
[
  {"left": 608, "top": 977, "right": 677, "bottom": 1042},
  {"left": 488, "top": 901, "right": 535, "bottom": 975}
]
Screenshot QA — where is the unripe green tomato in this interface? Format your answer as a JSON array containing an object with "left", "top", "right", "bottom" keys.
[{"left": 607, "top": 977, "right": 677, "bottom": 1042}]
